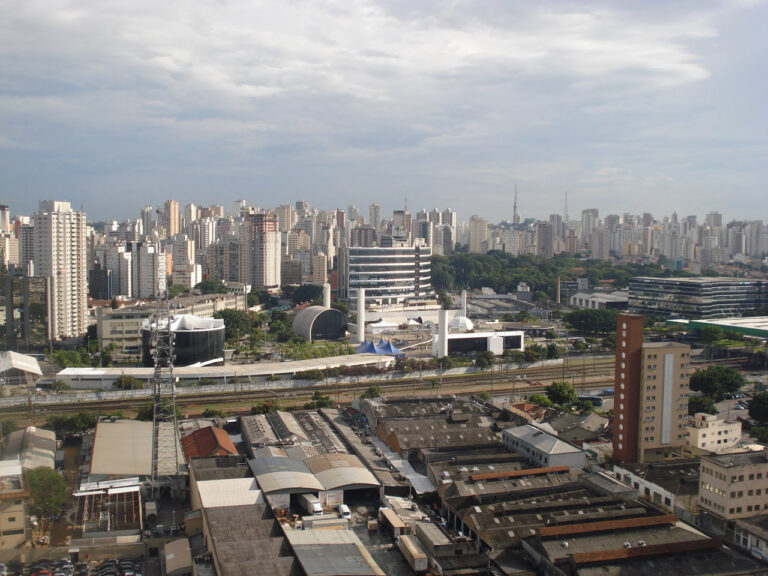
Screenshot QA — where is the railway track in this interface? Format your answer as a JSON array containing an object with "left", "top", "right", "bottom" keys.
[{"left": 2, "top": 358, "right": 615, "bottom": 421}]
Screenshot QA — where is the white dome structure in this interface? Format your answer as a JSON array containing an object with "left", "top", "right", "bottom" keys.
[{"left": 448, "top": 316, "right": 474, "bottom": 332}]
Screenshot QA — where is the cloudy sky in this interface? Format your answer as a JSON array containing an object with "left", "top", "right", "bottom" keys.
[{"left": 2, "top": 0, "right": 766, "bottom": 223}]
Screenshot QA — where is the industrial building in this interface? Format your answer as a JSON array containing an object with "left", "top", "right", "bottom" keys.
[{"left": 502, "top": 424, "right": 588, "bottom": 469}]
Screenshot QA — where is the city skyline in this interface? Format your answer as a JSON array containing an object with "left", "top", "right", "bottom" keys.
[{"left": 3, "top": 1, "right": 767, "bottom": 222}]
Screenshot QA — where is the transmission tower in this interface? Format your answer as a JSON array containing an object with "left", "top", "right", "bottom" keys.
[{"left": 150, "top": 294, "right": 180, "bottom": 497}]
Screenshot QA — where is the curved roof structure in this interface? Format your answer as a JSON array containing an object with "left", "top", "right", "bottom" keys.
[
  {"left": 142, "top": 314, "right": 225, "bottom": 332},
  {"left": 304, "top": 453, "right": 380, "bottom": 490},
  {"left": 247, "top": 456, "right": 324, "bottom": 494},
  {"left": 292, "top": 306, "right": 348, "bottom": 342},
  {"left": 449, "top": 315, "right": 474, "bottom": 332}
]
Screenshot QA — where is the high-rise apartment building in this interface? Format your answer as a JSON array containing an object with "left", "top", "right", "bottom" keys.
[
  {"left": 243, "top": 213, "right": 281, "bottom": 291},
  {"left": 613, "top": 313, "right": 691, "bottom": 463},
  {"left": 369, "top": 203, "right": 381, "bottom": 229},
  {"left": 164, "top": 199, "right": 180, "bottom": 237},
  {"left": 140, "top": 205, "right": 154, "bottom": 237},
  {"left": 32, "top": 201, "right": 87, "bottom": 340},
  {"left": 468, "top": 215, "right": 488, "bottom": 254},
  {"left": 536, "top": 222, "right": 554, "bottom": 258}
]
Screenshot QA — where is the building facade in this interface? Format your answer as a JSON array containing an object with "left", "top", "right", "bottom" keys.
[
  {"left": 242, "top": 213, "right": 281, "bottom": 291},
  {"left": 32, "top": 201, "right": 87, "bottom": 339},
  {"left": 687, "top": 413, "right": 742, "bottom": 453},
  {"left": 628, "top": 277, "right": 767, "bottom": 318},
  {"left": 339, "top": 241, "right": 434, "bottom": 307},
  {"left": 700, "top": 450, "right": 768, "bottom": 538},
  {"left": 613, "top": 314, "right": 691, "bottom": 464}
]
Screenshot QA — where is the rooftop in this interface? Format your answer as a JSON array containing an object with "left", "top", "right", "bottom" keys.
[
  {"left": 504, "top": 424, "right": 584, "bottom": 456},
  {"left": 616, "top": 459, "right": 701, "bottom": 496},
  {"left": 90, "top": 420, "right": 153, "bottom": 476},
  {"left": 703, "top": 450, "right": 768, "bottom": 468},
  {"left": 189, "top": 455, "right": 251, "bottom": 482},
  {"left": 205, "top": 504, "right": 295, "bottom": 576}
]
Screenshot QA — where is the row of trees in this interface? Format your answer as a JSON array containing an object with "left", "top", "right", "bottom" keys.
[{"left": 431, "top": 252, "right": 686, "bottom": 302}]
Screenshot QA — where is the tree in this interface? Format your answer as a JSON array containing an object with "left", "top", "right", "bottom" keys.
[
  {"left": 110, "top": 297, "right": 120, "bottom": 310},
  {"left": 475, "top": 350, "right": 496, "bottom": 369},
  {"left": 749, "top": 392, "right": 768, "bottom": 425},
  {"left": 564, "top": 309, "right": 618, "bottom": 335},
  {"left": 26, "top": 467, "right": 68, "bottom": 520},
  {"left": 546, "top": 342, "right": 561, "bottom": 359},
  {"left": 476, "top": 391, "right": 492, "bottom": 401},
  {"left": 361, "top": 385, "right": 382, "bottom": 399},
  {"left": 524, "top": 343, "right": 546, "bottom": 363},
  {"left": 699, "top": 326, "right": 724, "bottom": 344},
  {"left": 51, "top": 380, "right": 70, "bottom": 392},
  {"left": 689, "top": 366, "right": 746, "bottom": 401},
  {"left": 1, "top": 419, "right": 17, "bottom": 437},
  {"left": 46, "top": 412, "right": 97, "bottom": 437},
  {"left": 528, "top": 394, "right": 553, "bottom": 407},
  {"left": 688, "top": 395, "right": 718, "bottom": 416},
  {"left": 195, "top": 279, "right": 228, "bottom": 294},
  {"left": 251, "top": 400, "right": 281, "bottom": 414},
  {"left": 304, "top": 391, "right": 333, "bottom": 410},
  {"left": 546, "top": 381, "right": 578, "bottom": 405},
  {"left": 113, "top": 375, "right": 144, "bottom": 390},
  {"left": 168, "top": 284, "right": 188, "bottom": 299},
  {"left": 292, "top": 283, "right": 324, "bottom": 305},
  {"left": 202, "top": 408, "right": 225, "bottom": 418},
  {"left": 438, "top": 291, "right": 453, "bottom": 310},
  {"left": 215, "top": 308, "right": 253, "bottom": 342}
]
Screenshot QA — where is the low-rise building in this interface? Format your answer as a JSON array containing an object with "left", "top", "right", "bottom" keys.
[
  {"left": 0, "top": 460, "right": 31, "bottom": 550},
  {"left": 699, "top": 449, "right": 768, "bottom": 538},
  {"left": 687, "top": 412, "right": 742, "bottom": 453},
  {"left": 96, "top": 292, "right": 246, "bottom": 354},
  {"left": 502, "top": 424, "right": 587, "bottom": 470},
  {"left": 613, "top": 459, "right": 700, "bottom": 522}
]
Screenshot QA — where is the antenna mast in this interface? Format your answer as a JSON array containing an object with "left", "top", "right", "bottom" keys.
[{"left": 151, "top": 292, "right": 180, "bottom": 497}]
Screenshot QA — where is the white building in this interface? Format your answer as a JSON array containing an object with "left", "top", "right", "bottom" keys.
[
  {"left": 687, "top": 412, "right": 742, "bottom": 452},
  {"left": 339, "top": 241, "right": 434, "bottom": 307},
  {"left": 32, "top": 200, "right": 87, "bottom": 339},
  {"left": 502, "top": 424, "right": 587, "bottom": 469},
  {"left": 131, "top": 242, "right": 167, "bottom": 298},
  {"left": 242, "top": 213, "right": 281, "bottom": 291}
]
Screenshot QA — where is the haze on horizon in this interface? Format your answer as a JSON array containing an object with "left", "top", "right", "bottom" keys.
[{"left": 2, "top": 0, "right": 767, "bottom": 222}]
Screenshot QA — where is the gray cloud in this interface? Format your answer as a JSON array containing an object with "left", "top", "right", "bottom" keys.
[{"left": 1, "top": 0, "right": 766, "bottom": 222}]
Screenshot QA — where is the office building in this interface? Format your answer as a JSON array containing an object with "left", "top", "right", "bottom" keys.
[
  {"left": 628, "top": 277, "right": 767, "bottom": 318},
  {"left": 32, "top": 201, "right": 87, "bottom": 340},
  {"left": 613, "top": 313, "right": 691, "bottom": 464},
  {"left": 339, "top": 241, "right": 434, "bottom": 307}
]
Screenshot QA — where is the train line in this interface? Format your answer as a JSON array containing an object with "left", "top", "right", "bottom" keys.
[{"left": 2, "top": 358, "right": 616, "bottom": 421}]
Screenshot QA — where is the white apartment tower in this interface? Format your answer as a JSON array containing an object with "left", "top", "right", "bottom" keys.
[
  {"left": 243, "top": 213, "right": 281, "bottom": 291},
  {"left": 32, "top": 201, "right": 87, "bottom": 339}
]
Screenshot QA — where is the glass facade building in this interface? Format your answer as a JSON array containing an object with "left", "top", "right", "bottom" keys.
[
  {"left": 340, "top": 242, "right": 434, "bottom": 306},
  {"left": 0, "top": 274, "right": 51, "bottom": 352},
  {"left": 628, "top": 277, "right": 768, "bottom": 319}
]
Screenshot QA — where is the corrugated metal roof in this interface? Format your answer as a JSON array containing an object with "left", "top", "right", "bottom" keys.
[
  {"left": 538, "top": 514, "right": 678, "bottom": 538},
  {"left": 570, "top": 537, "right": 720, "bottom": 565},
  {"left": 470, "top": 465, "right": 569, "bottom": 482}
]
